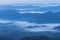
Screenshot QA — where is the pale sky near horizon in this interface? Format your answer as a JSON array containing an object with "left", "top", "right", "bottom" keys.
[{"left": 0, "top": 0, "right": 60, "bottom": 5}]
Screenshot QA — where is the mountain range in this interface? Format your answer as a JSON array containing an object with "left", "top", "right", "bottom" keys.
[
  {"left": 0, "top": 5, "right": 60, "bottom": 40},
  {"left": 0, "top": 9, "right": 60, "bottom": 24},
  {"left": 0, "top": 5, "right": 60, "bottom": 12}
]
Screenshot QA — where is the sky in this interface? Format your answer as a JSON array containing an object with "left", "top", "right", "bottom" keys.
[{"left": 0, "top": 0, "right": 60, "bottom": 5}]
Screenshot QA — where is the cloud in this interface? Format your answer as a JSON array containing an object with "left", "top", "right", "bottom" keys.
[
  {"left": 0, "top": 0, "right": 60, "bottom": 5},
  {"left": 19, "top": 11, "right": 46, "bottom": 14},
  {"left": 0, "top": 20, "right": 60, "bottom": 32},
  {"left": 15, "top": 21, "right": 60, "bottom": 32},
  {"left": 0, "top": 20, "right": 12, "bottom": 23}
]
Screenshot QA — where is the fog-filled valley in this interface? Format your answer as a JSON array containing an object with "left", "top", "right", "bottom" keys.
[{"left": 0, "top": 5, "right": 60, "bottom": 40}]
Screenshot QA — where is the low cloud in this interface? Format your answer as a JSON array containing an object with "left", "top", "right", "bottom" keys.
[{"left": 0, "top": 20, "right": 60, "bottom": 32}]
